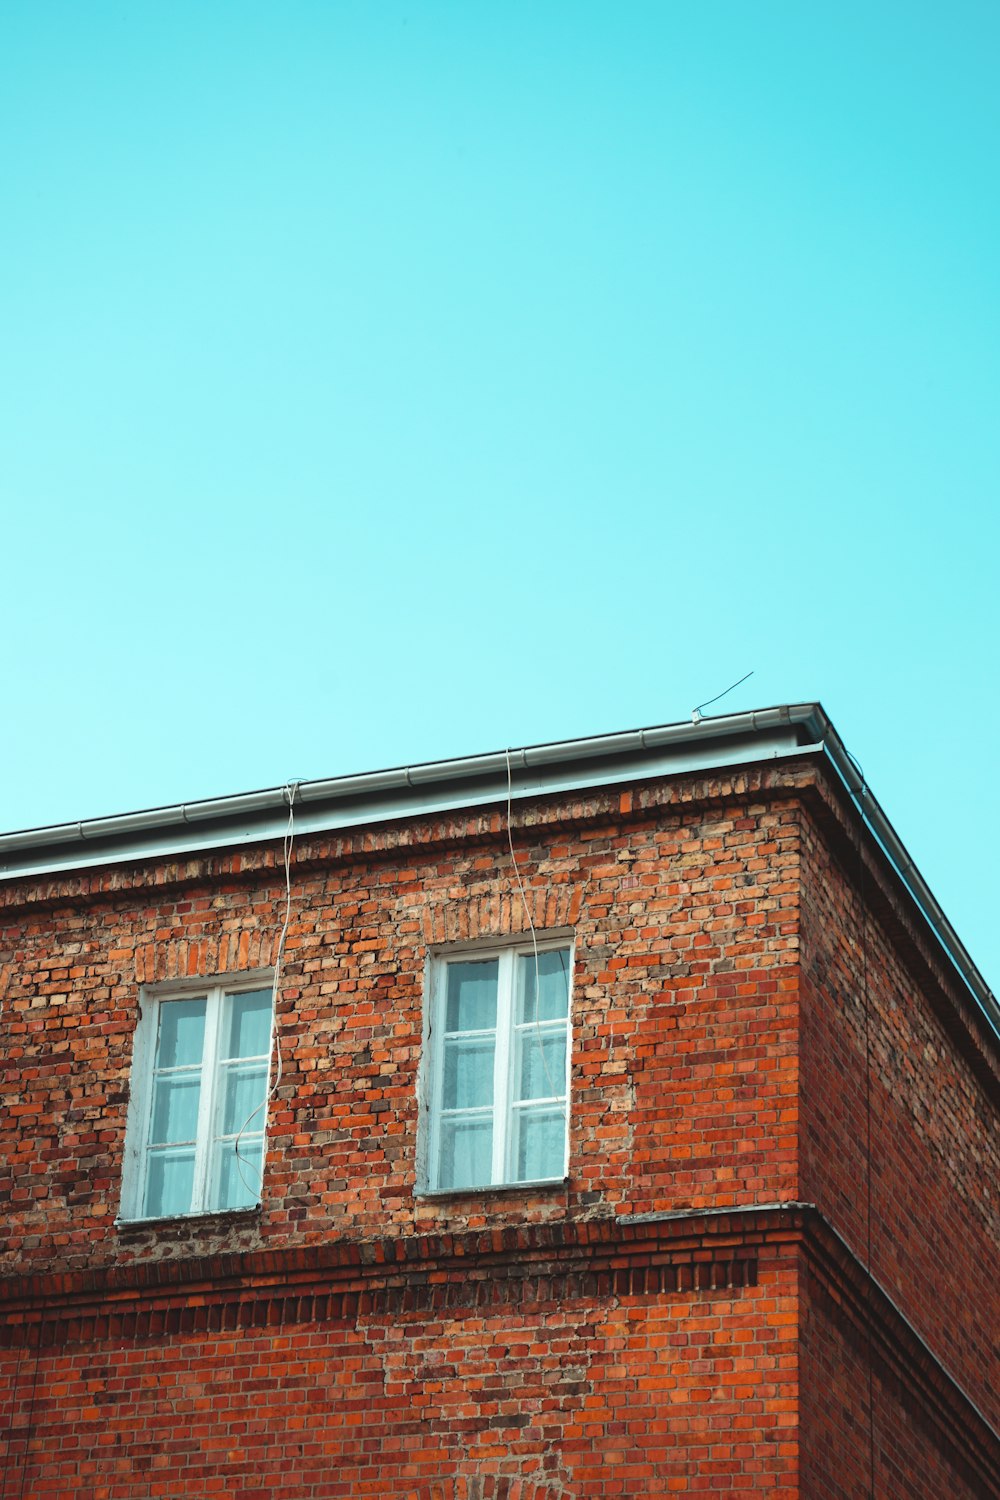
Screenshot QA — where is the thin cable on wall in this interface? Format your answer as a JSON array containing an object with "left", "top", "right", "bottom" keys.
[
  {"left": 234, "top": 780, "right": 299, "bottom": 1196},
  {"left": 855, "top": 758, "right": 877, "bottom": 1500},
  {"left": 504, "top": 749, "right": 562, "bottom": 1112},
  {"left": 843, "top": 743, "right": 877, "bottom": 1499},
  {"left": 0, "top": 1335, "right": 24, "bottom": 1500},
  {"left": 13, "top": 1317, "right": 42, "bottom": 1500}
]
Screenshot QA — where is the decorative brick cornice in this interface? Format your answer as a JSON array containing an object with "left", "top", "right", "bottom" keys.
[{"left": 0, "top": 1205, "right": 772, "bottom": 1346}]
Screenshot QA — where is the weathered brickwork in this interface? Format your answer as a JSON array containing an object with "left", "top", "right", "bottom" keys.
[
  {"left": 800, "top": 1259, "right": 989, "bottom": 1500},
  {"left": 1, "top": 752, "right": 997, "bottom": 1495},
  {"left": 798, "top": 787, "right": 1000, "bottom": 1439},
  {"left": 0, "top": 767, "right": 804, "bottom": 1274},
  {"left": 0, "top": 1260, "right": 799, "bottom": 1499},
  {"left": 0, "top": 1211, "right": 799, "bottom": 1497}
]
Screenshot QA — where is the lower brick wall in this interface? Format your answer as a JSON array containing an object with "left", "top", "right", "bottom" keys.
[
  {"left": 1, "top": 1253, "right": 799, "bottom": 1498},
  {"left": 799, "top": 1247, "right": 1000, "bottom": 1499},
  {"left": 4, "top": 1211, "right": 995, "bottom": 1497},
  {"left": 799, "top": 800, "right": 1000, "bottom": 1441}
]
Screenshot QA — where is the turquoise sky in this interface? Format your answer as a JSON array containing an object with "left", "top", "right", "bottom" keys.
[{"left": 3, "top": 4, "right": 998, "bottom": 990}]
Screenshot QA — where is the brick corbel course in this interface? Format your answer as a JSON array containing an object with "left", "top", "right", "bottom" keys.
[{"left": 0, "top": 1205, "right": 774, "bottom": 1346}]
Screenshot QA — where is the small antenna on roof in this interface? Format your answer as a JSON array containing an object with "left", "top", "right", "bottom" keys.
[{"left": 692, "top": 670, "right": 754, "bottom": 724}]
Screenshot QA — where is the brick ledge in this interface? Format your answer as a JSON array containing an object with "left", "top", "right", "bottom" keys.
[{"left": 0, "top": 1203, "right": 781, "bottom": 1329}]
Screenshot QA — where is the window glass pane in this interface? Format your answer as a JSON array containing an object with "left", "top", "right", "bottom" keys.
[
  {"left": 438, "top": 1115, "right": 493, "bottom": 1190},
  {"left": 445, "top": 960, "right": 498, "bottom": 1032},
  {"left": 219, "top": 1062, "right": 269, "bottom": 1136},
  {"left": 215, "top": 1138, "right": 263, "bottom": 1210},
  {"left": 155, "top": 999, "right": 207, "bottom": 1068},
  {"left": 514, "top": 1104, "right": 566, "bottom": 1181},
  {"left": 518, "top": 950, "right": 570, "bottom": 1023},
  {"left": 222, "top": 989, "right": 272, "bottom": 1060},
  {"left": 516, "top": 1029, "right": 567, "bottom": 1102},
  {"left": 149, "top": 1074, "right": 201, "bottom": 1144},
  {"left": 443, "top": 1037, "right": 495, "bottom": 1108},
  {"left": 143, "top": 1147, "right": 196, "bottom": 1218}
]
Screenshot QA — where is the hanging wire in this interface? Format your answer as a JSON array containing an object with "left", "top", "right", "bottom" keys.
[
  {"left": 855, "top": 766, "right": 878, "bottom": 1500},
  {"left": 233, "top": 781, "right": 299, "bottom": 1196},
  {"left": 0, "top": 1337, "right": 24, "bottom": 1500},
  {"left": 692, "top": 669, "right": 754, "bottom": 719},
  {"left": 14, "top": 1318, "right": 42, "bottom": 1500},
  {"left": 505, "top": 749, "right": 563, "bottom": 1113},
  {"left": 839, "top": 741, "right": 877, "bottom": 1496}
]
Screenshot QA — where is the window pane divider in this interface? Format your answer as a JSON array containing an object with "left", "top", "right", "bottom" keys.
[
  {"left": 492, "top": 949, "right": 515, "bottom": 1183},
  {"left": 191, "top": 984, "right": 223, "bottom": 1213}
]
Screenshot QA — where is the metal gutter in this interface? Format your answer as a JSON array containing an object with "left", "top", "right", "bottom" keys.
[
  {"left": 0, "top": 701, "right": 996, "bottom": 1048},
  {"left": 0, "top": 704, "right": 811, "bottom": 863}
]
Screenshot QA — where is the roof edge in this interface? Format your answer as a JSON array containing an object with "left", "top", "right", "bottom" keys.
[
  {"left": 0, "top": 703, "right": 816, "bottom": 857},
  {"left": 807, "top": 708, "right": 1000, "bottom": 1047},
  {"left": 1, "top": 701, "right": 996, "bottom": 1047}
]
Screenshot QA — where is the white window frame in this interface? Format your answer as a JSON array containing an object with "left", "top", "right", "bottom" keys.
[
  {"left": 420, "top": 933, "right": 573, "bottom": 1194},
  {"left": 119, "top": 970, "right": 275, "bottom": 1223}
]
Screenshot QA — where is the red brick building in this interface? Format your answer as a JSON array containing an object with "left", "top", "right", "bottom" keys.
[{"left": 1, "top": 704, "right": 997, "bottom": 1497}]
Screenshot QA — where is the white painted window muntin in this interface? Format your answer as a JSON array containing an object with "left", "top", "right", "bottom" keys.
[
  {"left": 120, "top": 971, "right": 274, "bottom": 1222},
  {"left": 425, "top": 936, "right": 572, "bottom": 1192}
]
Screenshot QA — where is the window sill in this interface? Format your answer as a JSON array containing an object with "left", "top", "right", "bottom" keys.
[
  {"left": 416, "top": 1177, "right": 568, "bottom": 1201},
  {"left": 115, "top": 1205, "right": 261, "bottom": 1234}
]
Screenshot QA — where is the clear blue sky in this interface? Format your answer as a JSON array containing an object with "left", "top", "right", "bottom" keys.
[{"left": 3, "top": 4, "right": 998, "bottom": 989}]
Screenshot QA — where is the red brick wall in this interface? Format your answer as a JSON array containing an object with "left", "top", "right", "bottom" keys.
[
  {"left": 0, "top": 766, "right": 804, "bottom": 1278},
  {"left": 0, "top": 1246, "right": 799, "bottom": 1499},
  {"left": 2, "top": 756, "right": 997, "bottom": 1495},
  {"left": 798, "top": 789, "right": 1000, "bottom": 1439},
  {"left": 799, "top": 1251, "right": 988, "bottom": 1499}
]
